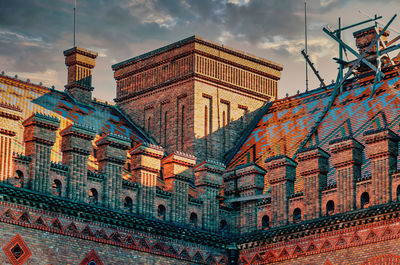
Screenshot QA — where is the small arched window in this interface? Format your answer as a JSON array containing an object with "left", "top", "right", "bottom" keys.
[
  {"left": 220, "top": 220, "right": 227, "bottom": 232},
  {"left": 190, "top": 212, "right": 198, "bottom": 226},
  {"left": 52, "top": 179, "right": 62, "bottom": 196},
  {"left": 14, "top": 170, "right": 24, "bottom": 188},
  {"left": 397, "top": 185, "right": 400, "bottom": 201},
  {"left": 262, "top": 215, "right": 270, "bottom": 229},
  {"left": 124, "top": 196, "right": 133, "bottom": 212},
  {"left": 326, "top": 200, "right": 335, "bottom": 216},
  {"left": 157, "top": 205, "right": 166, "bottom": 220},
  {"left": 89, "top": 188, "right": 98, "bottom": 204},
  {"left": 88, "top": 261, "right": 97, "bottom": 265},
  {"left": 361, "top": 192, "right": 370, "bottom": 209},
  {"left": 293, "top": 208, "right": 302, "bottom": 223}
]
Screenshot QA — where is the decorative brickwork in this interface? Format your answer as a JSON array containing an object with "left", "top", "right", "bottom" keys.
[
  {"left": 2, "top": 28, "right": 400, "bottom": 264},
  {"left": 3, "top": 234, "right": 31, "bottom": 265},
  {"left": 80, "top": 249, "right": 104, "bottom": 265}
]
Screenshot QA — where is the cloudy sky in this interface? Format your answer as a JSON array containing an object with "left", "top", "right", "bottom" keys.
[{"left": 0, "top": 0, "right": 399, "bottom": 101}]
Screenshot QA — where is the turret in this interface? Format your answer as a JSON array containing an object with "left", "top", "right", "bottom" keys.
[
  {"left": 364, "top": 129, "right": 399, "bottom": 205},
  {"left": 23, "top": 113, "right": 60, "bottom": 193},
  {"left": 60, "top": 124, "right": 96, "bottom": 201},
  {"left": 235, "top": 163, "right": 266, "bottom": 233},
  {"left": 129, "top": 143, "right": 164, "bottom": 217},
  {"left": 330, "top": 137, "right": 363, "bottom": 213},
  {"left": 96, "top": 134, "right": 131, "bottom": 209},
  {"left": 297, "top": 147, "right": 330, "bottom": 220},
  {"left": 162, "top": 151, "right": 196, "bottom": 224},
  {"left": 265, "top": 155, "right": 296, "bottom": 227},
  {"left": 194, "top": 160, "right": 225, "bottom": 231}
]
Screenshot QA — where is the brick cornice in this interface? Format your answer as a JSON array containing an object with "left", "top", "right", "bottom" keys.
[{"left": 0, "top": 128, "right": 16, "bottom": 137}]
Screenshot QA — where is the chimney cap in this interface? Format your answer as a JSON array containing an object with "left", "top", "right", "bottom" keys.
[
  {"left": 63, "top": 46, "right": 98, "bottom": 59},
  {"left": 353, "top": 26, "right": 389, "bottom": 38}
]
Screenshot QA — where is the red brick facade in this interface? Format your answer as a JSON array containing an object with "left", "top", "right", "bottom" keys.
[{"left": 1, "top": 28, "right": 400, "bottom": 265}]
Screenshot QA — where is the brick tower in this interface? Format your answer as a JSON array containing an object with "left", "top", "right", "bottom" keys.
[
  {"left": 112, "top": 36, "right": 283, "bottom": 162},
  {"left": 64, "top": 46, "right": 98, "bottom": 104}
]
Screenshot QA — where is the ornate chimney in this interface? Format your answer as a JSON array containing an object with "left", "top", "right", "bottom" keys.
[{"left": 63, "top": 47, "right": 98, "bottom": 105}]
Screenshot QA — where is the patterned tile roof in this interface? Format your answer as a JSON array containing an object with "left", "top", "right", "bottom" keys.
[
  {"left": 227, "top": 66, "right": 400, "bottom": 193},
  {"left": 0, "top": 75, "right": 152, "bottom": 170}
]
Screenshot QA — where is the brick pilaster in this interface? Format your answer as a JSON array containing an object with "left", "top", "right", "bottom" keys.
[
  {"left": 162, "top": 151, "right": 196, "bottom": 224},
  {"left": 330, "top": 137, "right": 363, "bottom": 213},
  {"left": 129, "top": 143, "right": 164, "bottom": 217},
  {"left": 60, "top": 124, "right": 96, "bottom": 201},
  {"left": 194, "top": 159, "right": 225, "bottom": 231},
  {"left": 364, "top": 129, "right": 399, "bottom": 206},
  {"left": 0, "top": 103, "right": 21, "bottom": 182},
  {"left": 23, "top": 113, "right": 60, "bottom": 193},
  {"left": 96, "top": 134, "right": 131, "bottom": 209},
  {"left": 265, "top": 155, "right": 296, "bottom": 227},
  {"left": 236, "top": 163, "right": 266, "bottom": 233},
  {"left": 297, "top": 147, "right": 330, "bottom": 220}
]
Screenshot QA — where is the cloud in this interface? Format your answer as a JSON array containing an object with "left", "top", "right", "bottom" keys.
[{"left": 0, "top": 0, "right": 398, "bottom": 101}]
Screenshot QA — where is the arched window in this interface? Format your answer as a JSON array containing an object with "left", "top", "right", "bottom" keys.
[
  {"left": 397, "top": 185, "right": 400, "bottom": 201},
  {"left": 157, "top": 205, "right": 166, "bottom": 220},
  {"left": 14, "top": 170, "right": 24, "bottom": 188},
  {"left": 89, "top": 188, "right": 98, "bottom": 204},
  {"left": 124, "top": 196, "right": 133, "bottom": 212},
  {"left": 190, "top": 212, "right": 198, "bottom": 226},
  {"left": 326, "top": 200, "right": 335, "bottom": 216},
  {"left": 220, "top": 220, "right": 227, "bottom": 232},
  {"left": 293, "top": 208, "right": 302, "bottom": 223},
  {"left": 262, "top": 215, "right": 270, "bottom": 229},
  {"left": 88, "top": 261, "right": 97, "bottom": 265},
  {"left": 52, "top": 180, "right": 62, "bottom": 196},
  {"left": 361, "top": 192, "right": 370, "bottom": 209}
]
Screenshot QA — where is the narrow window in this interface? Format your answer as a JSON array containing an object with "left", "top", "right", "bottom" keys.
[
  {"left": 158, "top": 205, "right": 166, "bottom": 220},
  {"left": 89, "top": 188, "right": 98, "bottom": 204},
  {"left": 124, "top": 197, "right": 133, "bottom": 212},
  {"left": 361, "top": 192, "right": 370, "bottom": 209},
  {"left": 14, "top": 170, "right": 24, "bottom": 188},
  {"left": 190, "top": 212, "right": 198, "bottom": 226},
  {"left": 293, "top": 208, "right": 302, "bottom": 223},
  {"left": 326, "top": 200, "right": 335, "bottom": 216},
  {"left": 204, "top": 105, "right": 208, "bottom": 157},
  {"left": 181, "top": 105, "right": 185, "bottom": 151},
  {"left": 164, "top": 111, "right": 168, "bottom": 147},
  {"left": 222, "top": 110, "right": 226, "bottom": 152},
  {"left": 220, "top": 220, "right": 227, "bottom": 232},
  {"left": 52, "top": 179, "right": 62, "bottom": 196},
  {"left": 261, "top": 215, "right": 270, "bottom": 229}
]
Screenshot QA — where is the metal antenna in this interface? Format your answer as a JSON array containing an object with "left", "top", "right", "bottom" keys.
[
  {"left": 73, "top": 0, "right": 76, "bottom": 47},
  {"left": 301, "top": 49, "right": 326, "bottom": 88},
  {"left": 304, "top": 1, "right": 309, "bottom": 91}
]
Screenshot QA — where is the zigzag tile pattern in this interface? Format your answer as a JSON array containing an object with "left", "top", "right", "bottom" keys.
[
  {"left": 228, "top": 70, "right": 400, "bottom": 192},
  {"left": 0, "top": 75, "right": 149, "bottom": 172}
]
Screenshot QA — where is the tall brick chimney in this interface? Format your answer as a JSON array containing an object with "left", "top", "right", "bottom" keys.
[
  {"left": 63, "top": 47, "right": 98, "bottom": 105},
  {"left": 353, "top": 26, "right": 389, "bottom": 72}
]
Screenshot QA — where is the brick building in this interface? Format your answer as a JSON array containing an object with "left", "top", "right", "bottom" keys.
[{"left": 1, "top": 24, "right": 400, "bottom": 265}]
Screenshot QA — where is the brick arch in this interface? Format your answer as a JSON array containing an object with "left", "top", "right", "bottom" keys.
[{"left": 360, "top": 254, "right": 400, "bottom": 265}]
